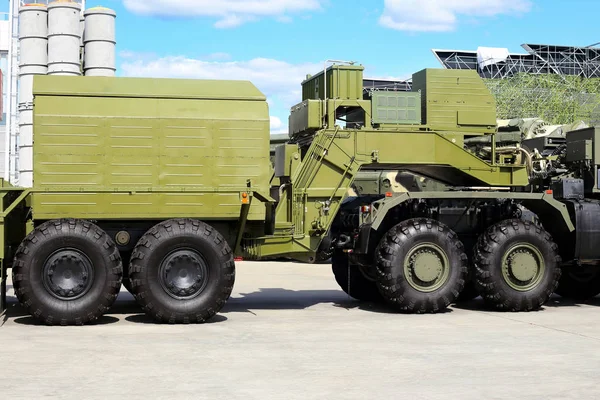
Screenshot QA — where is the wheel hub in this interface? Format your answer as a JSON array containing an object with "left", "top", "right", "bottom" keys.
[
  {"left": 42, "top": 249, "right": 94, "bottom": 300},
  {"left": 411, "top": 250, "right": 443, "bottom": 282},
  {"left": 501, "top": 243, "right": 545, "bottom": 291},
  {"left": 159, "top": 249, "right": 209, "bottom": 300},
  {"left": 507, "top": 251, "right": 537, "bottom": 281},
  {"left": 404, "top": 243, "right": 450, "bottom": 293}
]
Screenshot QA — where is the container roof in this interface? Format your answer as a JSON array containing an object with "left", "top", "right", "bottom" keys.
[{"left": 32, "top": 75, "right": 267, "bottom": 101}]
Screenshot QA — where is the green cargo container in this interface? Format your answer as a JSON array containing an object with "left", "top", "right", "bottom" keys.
[{"left": 31, "top": 75, "right": 271, "bottom": 221}]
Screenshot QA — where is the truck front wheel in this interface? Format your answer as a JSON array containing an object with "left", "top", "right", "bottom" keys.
[
  {"left": 128, "top": 219, "right": 235, "bottom": 323},
  {"left": 12, "top": 219, "right": 123, "bottom": 325},
  {"left": 473, "top": 219, "right": 561, "bottom": 311},
  {"left": 374, "top": 218, "right": 468, "bottom": 313}
]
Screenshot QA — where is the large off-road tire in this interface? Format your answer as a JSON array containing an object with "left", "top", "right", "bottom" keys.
[
  {"left": 555, "top": 266, "right": 600, "bottom": 301},
  {"left": 375, "top": 218, "right": 468, "bottom": 313},
  {"left": 473, "top": 219, "right": 561, "bottom": 311},
  {"left": 129, "top": 219, "right": 235, "bottom": 324},
  {"left": 12, "top": 219, "right": 123, "bottom": 326},
  {"left": 332, "top": 250, "right": 384, "bottom": 302}
]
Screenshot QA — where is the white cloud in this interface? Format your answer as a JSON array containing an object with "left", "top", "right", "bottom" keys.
[
  {"left": 122, "top": 0, "right": 324, "bottom": 28},
  {"left": 120, "top": 54, "right": 323, "bottom": 134},
  {"left": 270, "top": 116, "right": 288, "bottom": 134},
  {"left": 379, "top": 0, "right": 532, "bottom": 32}
]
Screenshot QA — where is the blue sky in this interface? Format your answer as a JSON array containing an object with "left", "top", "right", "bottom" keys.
[{"left": 6, "top": 0, "right": 600, "bottom": 133}]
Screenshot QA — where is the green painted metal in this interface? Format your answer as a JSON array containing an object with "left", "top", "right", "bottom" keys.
[
  {"left": 31, "top": 75, "right": 271, "bottom": 222},
  {"left": 501, "top": 243, "right": 545, "bottom": 292},
  {"left": 370, "top": 192, "right": 575, "bottom": 233},
  {"left": 403, "top": 243, "right": 450, "bottom": 292},
  {"left": 33, "top": 75, "right": 266, "bottom": 101},
  {"left": 302, "top": 64, "right": 364, "bottom": 101},
  {"left": 289, "top": 100, "right": 324, "bottom": 136},
  {"left": 245, "top": 126, "right": 530, "bottom": 259},
  {"left": 371, "top": 91, "right": 421, "bottom": 125},
  {"left": 0, "top": 63, "right": 583, "bottom": 268},
  {"left": 412, "top": 69, "right": 497, "bottom": 135}
]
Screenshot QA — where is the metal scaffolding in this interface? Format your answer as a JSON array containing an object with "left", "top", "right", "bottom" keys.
[
  {"left": 432, "top": 43, "right": 600, "bottom": 79},
  {"left": 430, "top": 43, "right": 600, "bottom": 125}
]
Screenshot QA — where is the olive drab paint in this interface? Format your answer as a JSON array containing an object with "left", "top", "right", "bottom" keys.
[{"left": 0, "top": 62, "right": 591, "bottom": 319}]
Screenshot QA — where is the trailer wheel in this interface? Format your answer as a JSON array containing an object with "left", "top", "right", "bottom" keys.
[
  {"left": 555, "top": 266, "right": 600, "bottom": 301},
  {"left": 332, "top": 250, "right": 384, "bottom": 302},
  {"left": 129, "top": 219, "right": 235, "bottom": 323},
  {"left": 473, "top": 219, "right": 561, "bottom": 311},
  {"left": 375, "top": 218, "right": 468, "bottom": 313},
  {"left": 12, "top": 219, "right": 123, "bottom": 325}
]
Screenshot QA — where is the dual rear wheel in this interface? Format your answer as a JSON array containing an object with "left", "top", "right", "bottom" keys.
[
  {"left": 128, "top": 219, "right": 235, "bottom": 323},
  {"left": 12, "top": 218, "right": 234, "bottom": 325},
  {"left": 334, "top": 218, "right": 562, "bottom": 313}
]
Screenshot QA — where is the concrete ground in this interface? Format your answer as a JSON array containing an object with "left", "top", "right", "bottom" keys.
[{"left": 1, "top": 261, "right": 600, "bottom": 400}]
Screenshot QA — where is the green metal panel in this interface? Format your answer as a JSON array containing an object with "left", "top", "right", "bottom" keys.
[
  {"left": 31, "top": 75, "right": 271, "bottom": 221},
  {"left": 246, "top": 127, "right": 530, "bottom": 260},
  {"left": 289, "top": 100, "right": 324, "bottom": 136},
  {"left": 566, "top": 140, "right": 593, "bottom": 162},
  {"left": 412, "top": 69, "right": 497, "bottom": 135},
  {"left": 302, "top": 65, "right": 364, "bottom": 100},
  {"left": 33, "top": 75, "right": 266, "bottom": 101},
  {"left": 371, "top": 91, "right": 421, "bottom": 124},
  {"left": 567, "top": 127, "right": 600, "bottom": 165},
  {"left": 275, "top": 144, "right": 300, "bottom": 178},
  {"left": 566, "top": 127, "right": 600, "bottom": 193}
]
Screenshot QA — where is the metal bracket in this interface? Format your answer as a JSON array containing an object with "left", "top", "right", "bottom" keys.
[{"left": 371, "top": 150, "right": 379, "bottom": 162}]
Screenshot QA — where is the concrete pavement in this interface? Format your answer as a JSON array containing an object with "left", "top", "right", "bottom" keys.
[{"left": 2, "top": 260, "right": 600, "bottom": 400}]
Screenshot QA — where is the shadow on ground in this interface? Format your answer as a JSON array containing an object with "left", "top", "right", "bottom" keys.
[
  {"left": 220, "top": 288, "right": 454, "bottom": 315},
  {"left": 2, "top": 287, "right": 402, "bottom": 326},
  {"left": 451, "top": 294, "right": 600, "bottom": 312},
  {"left": 5, "top": 289, "right": 600, "bottom": 326},
  {"left": 221, "top": 288, "right": 394, "bottom": 314}
]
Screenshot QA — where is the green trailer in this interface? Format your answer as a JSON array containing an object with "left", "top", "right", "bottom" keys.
[{"left": 1, "top": 62, "right": 599, "bottom": 325}]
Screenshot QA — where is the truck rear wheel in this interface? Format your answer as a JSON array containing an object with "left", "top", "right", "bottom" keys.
[
  {"left": 128, "top": 219, "right": 235, "bottom": 323},
  {"left": 12, "top": 219, "right": 123, "bottom": 325},
  {"left": 555, "top": 266, "right": 600, "bottom": 301},
  {"left": 331, "top": 251, "right": 384, "bottom": 302},
  {"left": 375, "top": 218, "right": 468, "bottom": 313},
  {"left": 473, "top": 219, "right": 561, "bottom": 311}
]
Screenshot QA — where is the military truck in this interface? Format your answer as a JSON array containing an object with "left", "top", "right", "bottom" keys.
[{"left": 1, "top": 62, "right": 599, "bottom": 325}]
